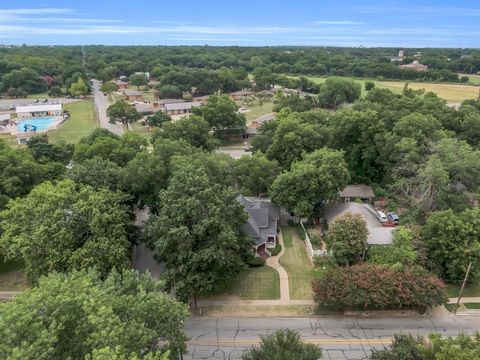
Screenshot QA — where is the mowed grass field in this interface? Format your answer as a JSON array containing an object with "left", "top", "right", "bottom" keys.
[
  {"left": 48, "top": 99, "right": 99, "bottom": 143},
  {"left": 202, "top": 265, "right": 280, "bottom": 300},
  {"left": 303, "top": 76, "right": 479, "bottom": 103},
  {"left": 279, "top": 227, "right": 324, "bottom": 300}
]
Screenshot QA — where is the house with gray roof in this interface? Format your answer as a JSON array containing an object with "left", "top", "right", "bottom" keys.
[
  {"left": 236, "top": 195, "right": 280, "bottom": 258},
  {"left": 338, "top": 185, "right": 375, "bottom": 203},
  {"left": 162, "top": 101, "right": 201, "bottom": 116}
]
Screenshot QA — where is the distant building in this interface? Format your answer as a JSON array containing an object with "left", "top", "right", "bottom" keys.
[
  {"left": 134, "top": 72, "right": 150, "bottom": 80},
  {"left": 338, "top": 185, "right": 376, "bottom": 204},
  {"left": 192, "top": 95, "right": 210, "bottom": 104},
  {"left": 399, "top": 61, "right": 428, "bottom": 72},
  {"left": 115, "top": 80, "right": 129, "bottom": 90},
  {"left": 124, "top": 90, "right": 143, "bottom": 101},
  {"left": 16, "top": 104, "right": 62, "bottom": 119},
  {"left": 390, "top": 49, "right": 405, "bottom": 62},
  {"left": 147, "top": 80, "right": 159, "bottom": 89},
  {"left": 230, "top": 90, "right": 254, "bottom": 100},
  {"left": 162, "top": 101, "right": 201, "bottom": 116},
  {"left": 134, "top": 103, "right": 160, "bottom": 116}
]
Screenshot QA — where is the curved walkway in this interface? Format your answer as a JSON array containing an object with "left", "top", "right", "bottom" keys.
[{"left": 265, "top": 231, "right": 290, "bottom": 302}]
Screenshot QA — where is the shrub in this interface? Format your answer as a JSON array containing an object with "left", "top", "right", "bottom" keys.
[
  {"left": 365, "top": 81, "right": 375, "bottom": 91},
  {"left": 328, "top": 212, "right": 368, "bottom": 265},
  {"left": 296, "top": 224, "right": 307, "bottom": 241},
  {"left": 312, "top": 264, "right": 447, "bottom": 311},
  {"left": 247, "top": 257, "right": 266, "bottom": 267},
  {"left": 270, "top": 243, "right": 282, "bottom": 256}
]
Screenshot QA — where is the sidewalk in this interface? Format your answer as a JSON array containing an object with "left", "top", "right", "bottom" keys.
[{"left": 265, "top": 231, "right": 290, "bottom": 302}]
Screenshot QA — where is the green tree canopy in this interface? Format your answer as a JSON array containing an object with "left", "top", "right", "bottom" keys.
[
  {"left": 192, "top": 94, "right": 246, "bottom": 129},
  {"left": 151, "top": 115, "right": 219, "bottom": 151},
  {"left": 242, "top": 329, "right": 322, "bottom": 360},
  {"left": 271, "top": 148, "right": 350, "bottom": 217},
  {"left": 129, "top": 73, "right": 148, "bottom": 90},
  {"left": 234, "top": 153, "right": 280, "bottom": 196},
  {"left": 328, "top": 212, "right": 368, "bottom": 265},
  {"left": 317, "top": 77, "right": 361, "bottom": 109},
  {"left": 422, "top": 207, "right": 480, "bottom": 282},
  {"left": 143, "top": 160, "right": 251, "bottom": 303},
  {"left": 146, "top": 111, "right": 172, "bottom": 127},
  {"left": 69, "top": 77, "right": 88, "bottom": 97},
  {"left": 0, "top": 269, "right": 188, "bottom": 359},
  {"left": 0, "top": 180, "right": 132, "bottom": 282},
  {"left": 107, "top": 100, "right": 142, "bottom": 130}
]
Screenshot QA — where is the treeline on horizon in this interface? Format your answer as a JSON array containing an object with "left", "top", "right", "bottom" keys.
[{"left": 1, "top": 46, "right": 480, "bottom": 97}]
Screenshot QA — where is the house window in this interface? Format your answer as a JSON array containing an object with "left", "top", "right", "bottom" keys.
[{"left": 267, "top": 236, "right": 275, "bottom": 243}]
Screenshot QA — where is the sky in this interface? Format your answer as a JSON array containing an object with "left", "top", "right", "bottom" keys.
[{"left": 0, "top": 0, "right": 479, "bottom": 47}]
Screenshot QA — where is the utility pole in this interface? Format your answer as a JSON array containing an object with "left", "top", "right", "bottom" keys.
[{"left": 454, "top": 261, "right": 473, "bottom": 314}]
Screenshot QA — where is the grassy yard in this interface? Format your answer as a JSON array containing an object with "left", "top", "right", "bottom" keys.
[
  {"left": 279, "top": 226, "right": 324, "bottom": 300},
  {"left": 0, "top": 133, "right": 19, "bottom": 147},
  {"left": 130, "top": 121, "right": 152, "bottom": 141},
  {"left": 464, "top": 74, "right": 480, "bottom": 85},
  {"left": 202, "top": 265, "right": 280, "bottom": 300},
  {"left": 48, "top": 99, "right": 98, "bottom": 143},
  {"left": 447, "top": 282, "right": 480, "bottom": 298},
  {"left": 244, "top": 101, "right": 274, "bottom": 125},
  {"left": 300, "top": 75, "right": 479, "bottom": 103},
  {"left": 0, "top": 256, "right": 29, "bottom": 291}
]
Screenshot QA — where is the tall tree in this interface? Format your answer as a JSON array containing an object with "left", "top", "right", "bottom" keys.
[
  {"left": 422, "top": 208, "right": 480, "bottom": 282},
  {"left": 328, "top": 212, "right": 368, "bottom": 265},
  {"left": 0, "top": 270, "right": 188, "bottom": 359},
  {"left": 234, "top": 154, "right": 280, "bottom": 196},
  {"left": 271, "top": 148, "right": 350, "bottom": 217},
  {"left": 107, "top": 100, "right": 142, "bottom": 130},
  {"left": 129, "top": 73, "right": 148, "bottom": 90},
  {"left": 317, "top": 77, "right": 361, "bottom": 109},
  {"left": 144, "top": 162, "right": 251, "bottom": 304},
  {"left": 69, "top": 77, "right": 88, "bottom": 97},
  {"left": 0, "top": 180, "right": 132, "bottom": 282},
  {"left": 192, "top": 94, "right": 246, "bottom": 129}
]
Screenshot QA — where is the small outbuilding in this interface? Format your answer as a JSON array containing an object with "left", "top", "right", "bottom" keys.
[
  {"left": 338, "top": 185, "right": 375, "bottom": 203},
  {"left": 124, "top": 90, "right": 143, "bottom": 101}
]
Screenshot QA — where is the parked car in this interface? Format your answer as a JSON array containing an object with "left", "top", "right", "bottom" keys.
[
  {"left": 377, "top": 211, "right": 388, "bottom": 223},
  {"left": 243, "top": 146, "right": 252, "bottom": 152},
  {"left": 387, "top": 212, "right": 400, "bottom": 225},
  {"left": 8, "top": 104, "right": 15, "bottom": 110}
]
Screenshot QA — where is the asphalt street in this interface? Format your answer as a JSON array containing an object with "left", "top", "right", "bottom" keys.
[
  {"left": 185, "top": 313, "right": 480, "bottom": 360},
  {"left": 91, "top": 79, "right": 124, "bottom": 136}
]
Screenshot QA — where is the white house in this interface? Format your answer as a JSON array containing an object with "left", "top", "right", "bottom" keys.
[{"left": 16, "top": 104, "right": 62, "bottom": 119}]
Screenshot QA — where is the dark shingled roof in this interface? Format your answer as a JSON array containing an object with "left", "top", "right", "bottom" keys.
[{"left": 236, "top": 195, "right": 279, "bottom": 246}]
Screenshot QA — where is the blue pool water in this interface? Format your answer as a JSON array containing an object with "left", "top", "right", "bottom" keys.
[{"left": 17, "top": 117, "right": 57, "bottom": 132}]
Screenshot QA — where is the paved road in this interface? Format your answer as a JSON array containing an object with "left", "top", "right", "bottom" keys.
[
  {"left": 185, "top": 311, "right": 480, "bottom": 360},
  {"left": 91, "top": 79, "right": 124, "bottom": 136}
]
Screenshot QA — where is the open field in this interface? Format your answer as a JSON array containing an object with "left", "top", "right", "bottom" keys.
[
  {"left": 130, "top": 121, "right": 152, "bottom": 140},
  {"left": 463, "top": 74, "right": 480, "bottom": 85},
  {"left": 48, "top": 99, "right": 98, "bottom": 143},
  {"left": 302, "top": 76, "right": 479, "bottom": 103},
  {"left": 0, "top": 256, "right": 29, "bottom": 291},
  {"left": 202, "top": 265, "right": 280, "bottom": 300},
  {"left": 279, "top": 227, "right": 324, "bottom": 300}
]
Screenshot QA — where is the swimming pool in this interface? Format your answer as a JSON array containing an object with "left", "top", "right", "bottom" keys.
[{"left": 16, "top": 117, "right": 57, "bottom": 132}]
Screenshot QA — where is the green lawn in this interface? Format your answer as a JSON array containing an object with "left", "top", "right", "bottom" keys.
[
  {"left": 464, "top": 74, "right": 480, "bottom": 85},
  {"left": 279, "top": 226, "right": 324, "bottom": 300},
  {"left": 131, "top": 121, "right": 152, "bottom": 141},
  {"left": 202, "top": 265, "right": 280, "bottom": 300},
  {"left": 26, "top": 92, "right": 49, "bottom": 99},
  {"left": 48, "top": 99, "right": 98, "bottom": 143},
  {"left": 0, "top": 256, "right": 29, "bottom": 291},
  {"left": 0, "top": 133, "right": 19, "bottom": 148},
  {"left": 465, "top": 303, "right": 480, "bottom": 309},
  {"left": 447, "top": 283, "right": 480, "bottom": 298},
  {"left": 244, "top": 101, "right": 274, "bottom": 125}
]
